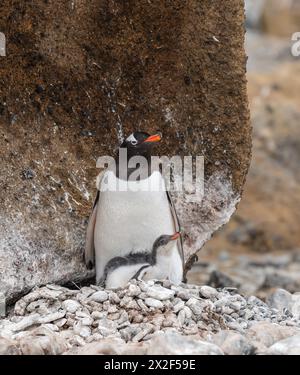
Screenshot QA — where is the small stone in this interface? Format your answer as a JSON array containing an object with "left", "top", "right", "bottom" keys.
[
  {"left": 199, "top": 286, "right": 218, "bottom": 299},
  {"left": 177, "top": 309, "right": 186, "bottom": 326},
  {"left": 79, "top": 317, "right": 93, "bottom": 326},
  {"left": 229, "top": 301, "right": 242, "bottom": 311},
  {"left": 146, "top": 285, "right": 175, "bottom": 301},
  {"left": 107, "top": 305, "right": 118, "bottom": 314},
  {"left": 132, "top": 325, "right": 153, "bottom": 342},
  {"left": 108, "top": 312, "right": 120, "bottom": 321},
  {"left": 66, "top": 317, "right": 75, "bottom": 327},
  {"left": 109, "top": 292, "right": 121, "bottom": 304},
  {"left": 144, "top": 298, "right": 164, "bottom": 309},
  {"left": 119, "top": 326, "right": 140, "bottom": 342},
  {"left": 62, "top": 300, "right": 81, "bottom": 313},
  {"left": 85, "top": 333, "right": 104, "bottom": 344},
  {"left": 117, "top": 311, "right": 129, "bottom": 325},
  {"left": 183, "top": 306, "right": 192, "bottom": 319},
  {"left": 132, "top": 314, "right": 144, "bottom": 324},
  {"left": 98, "top": 318, "right": 118, "bottom": 337},
  {"left": 136, "top": 299, "right": 149, "bottom": 312},
  {"left": 175, "top": 290, "right": 192, "bottom": 301},
  {"left": 54, "top": 318, "right": 67, "bottom": 328},
  {"left": 73, "top": 321, "right": 91, "bottom": 338},
  {"left": 102, "top": 301, "right": 111, "bottom": 311},
  {"left": 173, "top": 300, "right": 185, "bottom": 313},
  {"left": 125, "top": 300, "right": 140, "bottom": 310},
  {"left": 90, "top": 291, "right": 108, "bottom": 303},
  {"left": 186, "top": 298, "right": 203, "bottom": 315},
  {"left": 162, "top": 313, "right": 178, "bottom": 328},
  {"left": 120, "top": 296, "right": 133, "bottom": 307},
  {"left": 222, "top": 306, "right": 234, "bottom": 315},
  {"left": 91, "top": 311, "right": 105, "bottom": 320},
  {"left": 127, "top": 284, "right": 141, "bottom": 297},
  {"left": 75, "top": 309, "right": 89, "bottom": 317}
]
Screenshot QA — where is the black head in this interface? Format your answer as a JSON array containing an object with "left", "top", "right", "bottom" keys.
[
  {"left": 120, "top": 131, "right": 162, "bottom": 158},
  {"left": 151, "top": 232, "right": 180, "bottom": 261}
]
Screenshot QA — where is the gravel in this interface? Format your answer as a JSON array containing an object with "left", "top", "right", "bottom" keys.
[{"left": 0, "top": 281, "right": 299, "bottom": 355}]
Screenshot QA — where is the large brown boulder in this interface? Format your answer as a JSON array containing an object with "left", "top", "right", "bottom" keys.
[{"left": 0, "top": 0, "right": 251, "bottom": 301}]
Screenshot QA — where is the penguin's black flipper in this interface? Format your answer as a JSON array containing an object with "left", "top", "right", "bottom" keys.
[
  {"left": 166, "top": 190, "right": 184, "bottom": 266},
  {"left": 84, "top": 170, "right": 105, "bottom": 269},
  {"left": 84, "top": 190, "right": 99, "bottom": 269},
  {"left": 131, "top": 264, "right": 151, "bottom": 281}
]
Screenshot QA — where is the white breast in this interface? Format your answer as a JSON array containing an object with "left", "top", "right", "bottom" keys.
[{"left": 94, "top": 171, "right": 176, "bottom": 282}]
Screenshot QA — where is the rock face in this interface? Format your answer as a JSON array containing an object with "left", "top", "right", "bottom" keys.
[{"left": 0, "top": 1, "right": 251, "bottom": 299}]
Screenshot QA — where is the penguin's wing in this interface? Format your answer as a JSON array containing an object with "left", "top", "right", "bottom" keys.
[
  {"left": 84, "top": 190, "right": 99, "bottom": 269},
  {"left": 84, "top": 171, "right": 104, "bottom": 269},
  {"left": 166, "top": 190, "right": 184, "bottom": 265}
]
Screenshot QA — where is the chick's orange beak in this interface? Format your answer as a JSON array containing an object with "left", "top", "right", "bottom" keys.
[
  {"left": 171, "top": 232, "right": 180, "bottom": 240},
  {"left": 144, "top": 133, "right": 162, "bottom": 143}
]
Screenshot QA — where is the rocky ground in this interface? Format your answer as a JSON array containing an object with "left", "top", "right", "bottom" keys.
[
  {"left": 188, "top": 28, "right": 300, "bottom": 299},
  {"left": 1, "top": 280, "right": 300, "bottom": 355},
  {"left": 188, "top": 251, "right": 300, "bottom": 300}
]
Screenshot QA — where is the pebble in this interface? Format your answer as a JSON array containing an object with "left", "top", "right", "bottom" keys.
[
  {"left": 62, "top": 300, "right": 80, "bottom": 314},
  {"left": 199, "top": 286, "right": 219, "bottom": 299},
  {"left": 146, "top": 285, "right": 175, "bottom": 301},
  {"left": 97, "top": 319, "right": 118, "bottom": 337},
  {"left": 173, "top": 300, "right": 185, "bottom": 313},
  {"left": 144, "top": 298, "right": 164, "bottom": 309},
  {"left": 90, "top": 291, "right": 108, "bottom": 303}
]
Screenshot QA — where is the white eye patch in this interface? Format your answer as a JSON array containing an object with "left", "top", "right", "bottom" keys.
[{"left": 126, "top": 134, "right": 138, "bottom": 145}]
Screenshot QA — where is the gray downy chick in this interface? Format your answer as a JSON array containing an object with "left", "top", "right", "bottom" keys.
[{"left": 103, "top": 232, "right": 180, "bottom": 289}]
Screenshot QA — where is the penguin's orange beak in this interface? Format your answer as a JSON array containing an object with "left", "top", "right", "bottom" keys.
[
  {"left": 171, "top": 232, "right": 180, "bottom": 240},
  {"left": 144, "top": 133, "right": 162, "bottom": 143}
]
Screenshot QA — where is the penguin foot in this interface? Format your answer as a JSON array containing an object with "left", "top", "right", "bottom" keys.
[{"left": 86, "top": 260, "right": 95, "bottom": 270}]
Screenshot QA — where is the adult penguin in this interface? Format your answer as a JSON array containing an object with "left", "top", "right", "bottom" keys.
[{"left": 84, "top": 132, "right": 184, "bottom": 285}]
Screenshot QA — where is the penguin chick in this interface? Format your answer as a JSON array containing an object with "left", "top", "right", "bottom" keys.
[
  {"left": 103, "top": 232, "right": 181, "bottom": 289},
  {"left": 103, "top": 254, "right": 150, "bottom": 289},
  {"left": 139, "top": 232, "right": 182, "bottom": 284}
]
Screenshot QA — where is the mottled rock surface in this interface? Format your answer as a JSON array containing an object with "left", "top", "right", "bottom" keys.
[
  {"left": 0, "top": 1, "right": 251, "bottom": 300},
  {"left": 1, "top": 281, "right": 299, "bottom": 355}
]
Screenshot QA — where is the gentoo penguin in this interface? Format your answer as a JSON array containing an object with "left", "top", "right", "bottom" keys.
[
  {"left": 84, "top": 131, "right": 184, "bottom": 285},
  {"left": 103, "top": 232, "right": 181, "bottom": 289}
]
